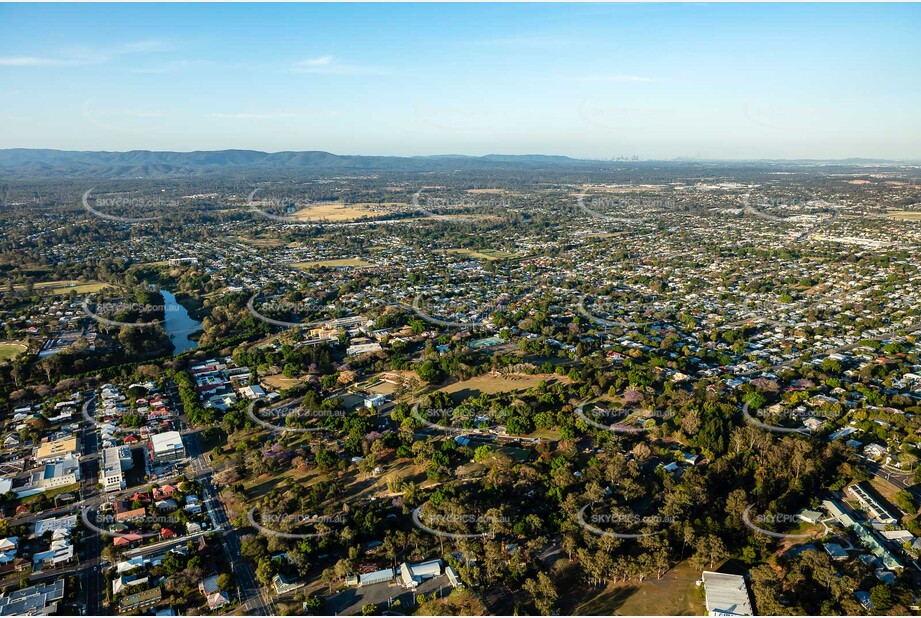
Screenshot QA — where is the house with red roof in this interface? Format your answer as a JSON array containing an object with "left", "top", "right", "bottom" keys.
[
  {"left": 152, "top": 484, "right": 176, "bottom": 500},
  {"left": 113, "top": 534, "right": 144, "bottom": 547}
]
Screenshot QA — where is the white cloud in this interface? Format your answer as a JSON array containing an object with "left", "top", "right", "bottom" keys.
[
  {"left": 292, "top": 56, "right": 387, "bottom": 76},
  {"left": 0, "top": 56, "right": 99, "bottom": 67},
  {"left": 572, "top": 75, "right": 656, "bottom": 83},
  {"left": 118, "top": 39, "right": 175, "bottom": 54},
  {"left": 124, "top": 110, "right": 166, "bottom": 118},
  {"left": 129, "top": 59, "right": 216, "bottom": 74},
  {"left": 300, "top": 55, "right": 334, "bottom": 67},
  {"left": 0, "top": 39, "right": 173, "bottom": 68},
  {"left": 472, "top": 35, "right": 572, "bottom": 48},
  {"left": 533, "top": 74, "right": 657, "bottom": 84},
  {"left": 211, "top": 110, "right": 338, "bottom": 120}
]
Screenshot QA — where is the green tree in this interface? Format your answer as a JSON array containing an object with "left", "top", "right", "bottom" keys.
[
  {"left": 870, "top": 585, "right": 893, "bottom": 611},
  {"left": 255, "top": 557, "right": 275, "bottom": 586}
]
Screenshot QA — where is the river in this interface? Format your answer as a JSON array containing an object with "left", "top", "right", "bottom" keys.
[{"left": 161, "top": 290, "right": 201, "bottom": 355}]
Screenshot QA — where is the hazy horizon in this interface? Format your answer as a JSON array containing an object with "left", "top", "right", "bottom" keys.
[{"left": 1, "top": 146, "right": 917, "bottom": 164}]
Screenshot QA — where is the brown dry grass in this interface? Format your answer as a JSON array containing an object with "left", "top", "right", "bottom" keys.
[
  {"left": 887, "top": 211, "right": 921, "bottom": 221},
  {"left": 292, "top": 258, "right": 373, "bottom": 269},
  {"left": 292, "top": 202, "right": 403, "bottom": 221}
]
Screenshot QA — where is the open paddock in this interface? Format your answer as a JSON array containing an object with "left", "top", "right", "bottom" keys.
[
  {"left": 13, "top": 280, "right": 110, "bottom": 295},
  {"left": 887, "top": 211, "right": 921, "bottom": 221},
  {"left": 292, "top": 202, "right": 403, "bottom": 222},
  {"left": 292, "top": 258, "right": 374, "bottom": 269},
  {"left": 0, "top": 342, "right": 27, "bottom": 362},
  {"left": 438, "top": 372, "right": 569, "bottom": 401},
  {"left": 437, "top": 248, "right": 516, "bottom": 261},
  {"left": 261, "top": 373, "right": 309, "bottom": 390},
  {"left": 564, "top": 559, "right": 705, "bottom": 615}
]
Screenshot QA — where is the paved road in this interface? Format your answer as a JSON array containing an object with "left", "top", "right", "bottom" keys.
[
  {"left": 576, "top": 293, "right": 650, "bottom": 329},
  {"left": 864, "top": 460, "right": 919, "bottom": 497},
  {"left": 80, "top": 390, "right": 104, "bottom": 615},
  {"left": 184, "top": 422, "right": 277, "bottom": 615}
]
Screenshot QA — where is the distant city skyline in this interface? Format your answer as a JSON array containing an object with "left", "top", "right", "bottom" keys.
[{"left": 1, "top": 2, "right": 919, "bottom": 160}]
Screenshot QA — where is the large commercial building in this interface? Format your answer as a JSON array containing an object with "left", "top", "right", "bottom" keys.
[
  {"left": 119, "top": 587, "right": 161, "bottom": 613},
  {"left": 0, "top": 578, "right": 64, "bottom": 616},
  {"left": 701, "top": 571, "right": 754, "bottom": 616},
  {"left": 38, "top": 456, "right": 81, "bottom": 489},
  {"left": 847, "top": 482, "right": 899, "bottom": 526},
  {"left": 399, "top": 559, "right": 442, "bottom": 589},
  {"left": 35, "top": 437, "right": 78, "bottom": 462},
  {"left": 823, "top": 499, "right": 904, "bottom": 571},
  {"left": 102, "top": 447, "right": 125, "bottom": 493},
  {"left": 148, "top": 432, "right": 186, "bottom": 465}
]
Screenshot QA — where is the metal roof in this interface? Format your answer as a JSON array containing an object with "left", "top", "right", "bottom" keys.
[{"left": 702, "top": 571, "right": 753, "bottom": 616}]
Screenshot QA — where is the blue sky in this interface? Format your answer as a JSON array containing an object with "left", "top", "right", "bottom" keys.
[{"left": 1, "top": 3, "right": 919, "bottom": 159}]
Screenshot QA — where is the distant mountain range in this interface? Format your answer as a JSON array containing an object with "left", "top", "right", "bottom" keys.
[
  {"left": 0, "top": 148, "right": 913, "bottom": 180},
  {"left": 0, "top": 149, "right": 607, "bottom": 179}
]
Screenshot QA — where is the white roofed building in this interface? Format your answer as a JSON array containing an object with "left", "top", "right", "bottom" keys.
[
  {"left": 149, "top": 431, "right": 185, "bottom": 465},
  {"left": 701, "top": 571, "right": 753, "bottom": 616},
  {"left": 102, "top": 447, "right": 125, "bottom": 492}
]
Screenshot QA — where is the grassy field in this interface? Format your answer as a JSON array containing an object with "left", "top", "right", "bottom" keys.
[
  {"left": 416, "top": 589, "right": 486, "bottom": 615},
  {"left": 772, "top": 519, "right": 829, "bottom": 554},
  {"left": 465, "top": 188, "right": 506, "bottom": 195},
  {"left": 292, "top": 201, "right": 403, "bottom": 222},
  {"left": 18, "top": 483, "right": 81, "bottom": 506},
  {"left": 13, "top": 280, "right": 110, "bottom": 295},
  {"left": 887, "top": 211, "right": 921, "bottom": 221},
  {"left": 237, "top": 466, "right": 321, "bottom": 503},
  {"left": 359, "top": 379, "right": 399, "bottom": 396},
  {"left": 866, "top": 477, "right": 904, "bottom": 510},
  {"left": 569, "top": 560, "right": 706, "bottom": 615},
  {"left": 438, "top": 373, "right": 567, "bottom": 400},
  {"left": 231, "top": 441, "right": 430, "bottom": 510},
  {"left": 234, "top": 236, "right": 288, "bottom": 248},
  {"left": 260, "top": 373, "right": 307, "bottom": 390},
  {"left": 292, "top": 258, "right": 373, "bottom": 269},
  {"left": 438, "top": 248, "right": 516, "bottom": 261},
  {"left": 0, "top": 342, "right": 27, "bottom": 362},
  {"left": 133, "top": 260, "right": 171, "bottom": 267}
]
